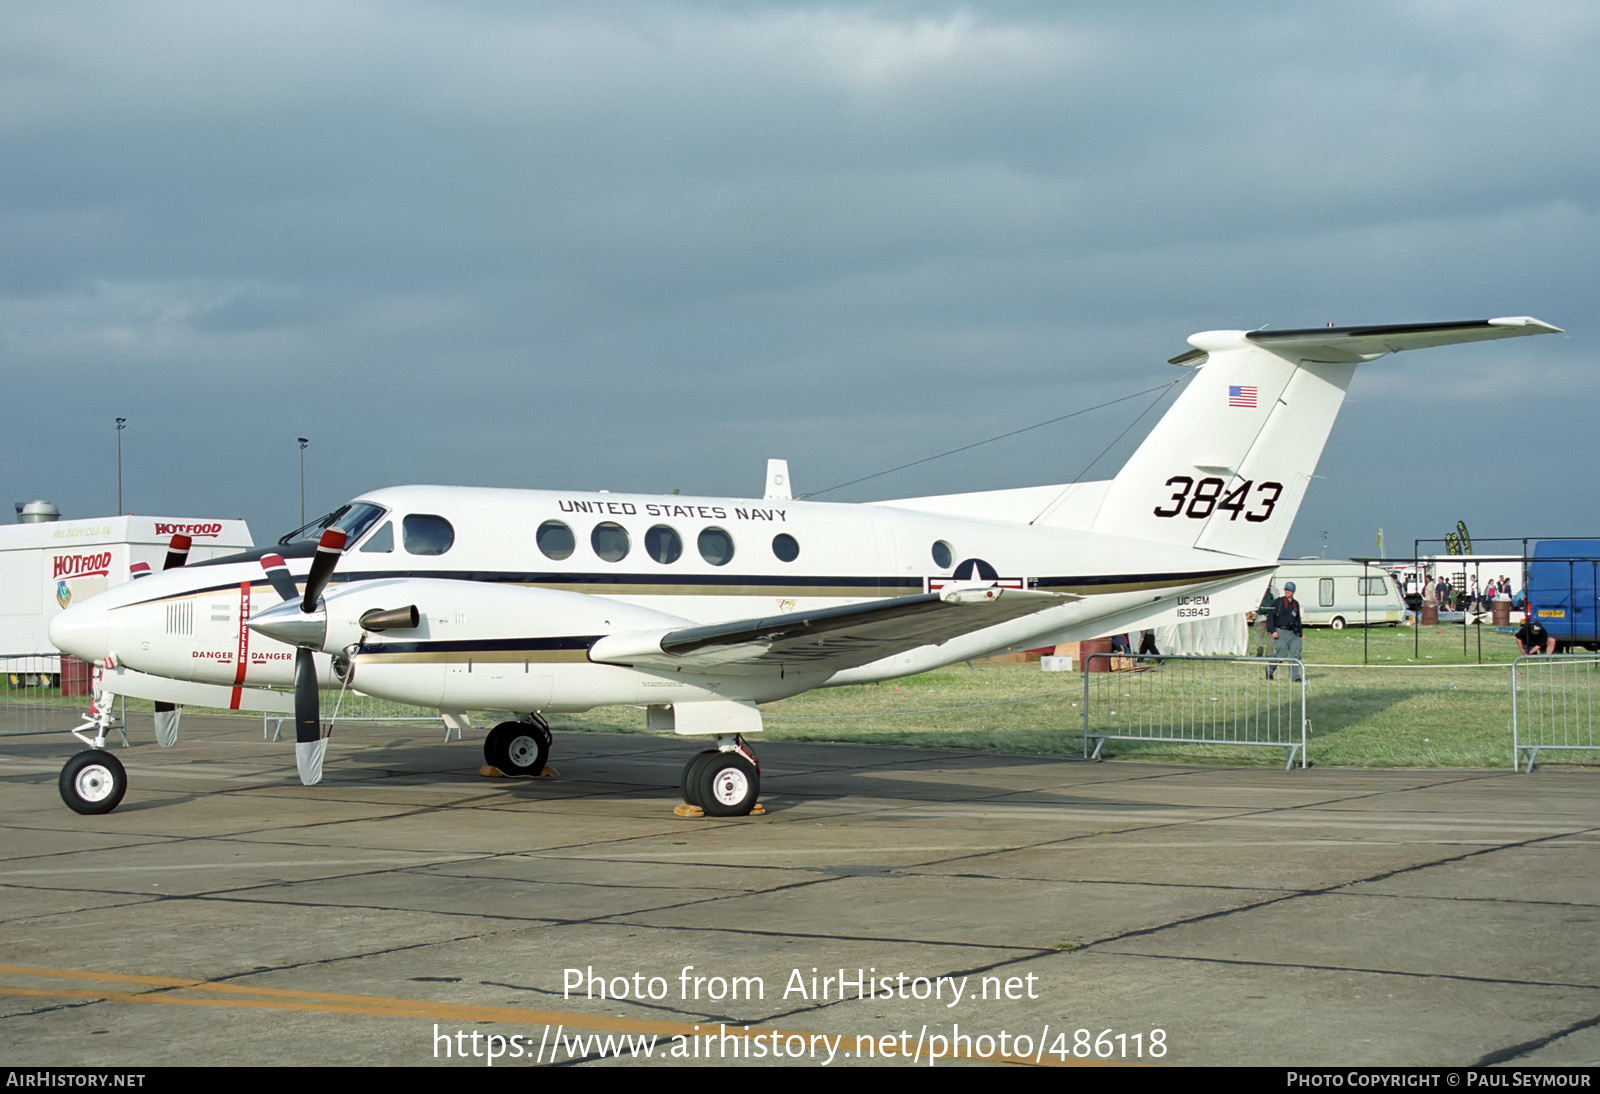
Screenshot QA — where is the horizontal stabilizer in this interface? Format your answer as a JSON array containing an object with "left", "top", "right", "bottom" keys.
[{"left": 1241, "top": 317, "right": 1561, "bottom": 364}]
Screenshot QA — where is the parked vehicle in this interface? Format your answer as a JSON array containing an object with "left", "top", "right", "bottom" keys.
[
  {"left": 1525, "top": 540, "right": 1600, "bottom": 652},
  {"left": 1271, "top": 559, "right": 1406, "bottom": 629},
  {"left": 1, "top": 508, "right": 252, "bottom": 681}
]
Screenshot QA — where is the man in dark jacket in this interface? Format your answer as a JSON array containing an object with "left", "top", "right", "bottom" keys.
[
  {"left": 1264, "top": 581, "right": 1304, "bottom": 682},
  {"left": 1515, "top": 615, "right": 1557, "bottom": 655}
]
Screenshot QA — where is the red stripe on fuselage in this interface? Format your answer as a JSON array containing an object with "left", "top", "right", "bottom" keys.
[{"left": 231, "top": 582, "right": 251, "bottom": 709}]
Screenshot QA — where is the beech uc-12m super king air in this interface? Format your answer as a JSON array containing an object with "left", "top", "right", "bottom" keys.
[{"left": 48, "top": 317, "right": 1560, "bottom": 816}]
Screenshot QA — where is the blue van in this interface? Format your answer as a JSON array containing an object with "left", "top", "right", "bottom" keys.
[{"left": 1526, "top": 540, "right": 1600, "bottom": 652}]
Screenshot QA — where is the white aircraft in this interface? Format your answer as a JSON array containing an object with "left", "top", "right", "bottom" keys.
[{"left": 48, "top": 317, "right": 1560, "bottom": 817}]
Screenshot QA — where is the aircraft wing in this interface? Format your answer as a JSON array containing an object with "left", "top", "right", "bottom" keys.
[{"left": 587, "top": 585, "right": 1071, "bottom": 674}]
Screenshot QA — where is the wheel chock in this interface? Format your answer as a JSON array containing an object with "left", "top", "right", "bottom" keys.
[{"left": 674, "top": 802, "right": 765, "bottom": 818}]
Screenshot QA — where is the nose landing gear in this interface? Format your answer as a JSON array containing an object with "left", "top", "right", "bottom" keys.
[{"left": 59, "top": 680, "right": 132, "bottom": 815}]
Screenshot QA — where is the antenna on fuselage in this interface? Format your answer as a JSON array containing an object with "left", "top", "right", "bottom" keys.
[{"left": 764, "top": 458, "right": 792, "bottom": 500}]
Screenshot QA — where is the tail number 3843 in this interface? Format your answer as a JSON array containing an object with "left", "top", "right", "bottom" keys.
[{"left": 1153, "top": 477, "right": 1282, "bottom": 522}]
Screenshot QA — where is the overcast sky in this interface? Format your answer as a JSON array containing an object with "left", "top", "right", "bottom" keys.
[{"left": 4, "top": 1, "right": 1593, "bottom": 559}]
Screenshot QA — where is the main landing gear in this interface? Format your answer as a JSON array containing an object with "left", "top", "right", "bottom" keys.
[
  {"left": 483, "top": 715, "right": 552, "bottom": 778},
  {"left": 680, "top": 736, "right": 761, "bottom": 817}
]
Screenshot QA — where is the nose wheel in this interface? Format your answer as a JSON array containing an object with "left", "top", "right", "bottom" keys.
[{"left": 59, "top": 750, "right": 127, "bottom": 815}]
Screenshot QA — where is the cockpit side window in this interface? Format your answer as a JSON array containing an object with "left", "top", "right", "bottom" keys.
[
  {"left": 402, "top": 514, "right": 455, "bottom": 556},
  {"left": 279, "top": 502, "right": 387, "bottom": 546},
  {"left": 331, "top": 503, "right": 387, "bottom": 544},
  {"left": 358, "top": 521, "right": 394, "bottom": 553}
]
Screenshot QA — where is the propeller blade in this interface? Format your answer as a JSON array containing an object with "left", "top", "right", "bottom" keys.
[
  {"left": 297, "top": 739, "right": 328, "bottom": 786},
  {"left": 129, "top": 561, "right": 153, "bottom": 581},
  {"left": 153, "top": 701, "right": 181, "bottom": 747},
  {"left": 162, "top": 533, "right": 192, "bottom": 571},
  {"left": 259, "top": 553, "right": 301, "bottom": 604},
  {"left": 293, "top": 647, "right": 326, "bottom": 786},
  {"left": 294, "top": 648, "right": 320, "bottom": 744},
  {"left": 149, "top": 535, "right": 195, "bottom": 740},
  {"left": 301, "top": 530, "right": 347, "bottom": 613}
]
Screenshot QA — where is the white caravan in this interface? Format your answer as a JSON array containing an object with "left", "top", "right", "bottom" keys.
[{"left": 1271, "top": 558, "right": 1406, "bottom": 628}]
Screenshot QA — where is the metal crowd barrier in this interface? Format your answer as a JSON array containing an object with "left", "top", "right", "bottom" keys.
[
  {"left": 1082, "top": 653, "right": 1309, "bottom": 769},
  {"left": 1, "top": 652, "right": 437, "bottom": 741},
  {"left": 0, "top": 653, "right": 105, "bottom": 737},
  {"left": 262, "top": 692, "right": 443, "bottom": 742},
  {"left": 1510, "top": 654, "right": 1600, "bottom": 772}
]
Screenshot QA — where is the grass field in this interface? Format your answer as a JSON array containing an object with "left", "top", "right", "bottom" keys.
[
  {"left": 8, "top": 622, "right": 1595, "bottom": 770},
  {"left": 551, "top": 623, "right": 1590, "bottom": 770}
]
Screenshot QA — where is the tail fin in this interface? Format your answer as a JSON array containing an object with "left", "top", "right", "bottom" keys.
[{"left": 1081, "top": 317, "right": 1560, "bottom": 560}]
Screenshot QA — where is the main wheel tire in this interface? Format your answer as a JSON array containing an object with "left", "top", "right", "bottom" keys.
[
  {"left": 485, "top": 721, "right": 551, "bottom": 778},
  {"left": 59, "top": 749, "right": 127, "bottom": 815},
  {"left": 680, "top": 749, "right": 721, "bottom": 808},
  {"left": 692, "top": 752, "right": 760, "bottom": 817},
  {"left": 1330, "top": 616, "right": 1346, "bottom": 630}
]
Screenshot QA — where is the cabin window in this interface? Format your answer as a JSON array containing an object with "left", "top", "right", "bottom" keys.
[
  {"left": 698, "top": 527, "right": 734, "bottom": 566},
  {"left": 1319, "top": 578, "right": 1335, "bottom": 607},
  {"left": 537, "top": 520, "right": 575, "bottom": 561},
  {"left": 402, "top": 514, "right": 455, "bottom": 556},
  {"left": 931, "top": 540, "right": 953, "bottom": 569},
  {"left": 1358, "top": 577, "right": 1388, "bottom": 597},
  {"left": 358, "top": 521, "right": 394, "bottom": 553},
  {"left": 772, "top": 533, "right": 799, "bottom": 563},
  {"left": 591, "top": 522, "right": 630, "bottom": 562},
  {"left": 645, "top": 525, "right": 682, "bottom": 564}
]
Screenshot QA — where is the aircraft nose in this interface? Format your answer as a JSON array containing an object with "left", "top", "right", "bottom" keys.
[{"left": 49, "top": 598, "right": 110, "bottom": 663}]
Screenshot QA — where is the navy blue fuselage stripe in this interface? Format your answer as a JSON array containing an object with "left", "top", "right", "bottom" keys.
[
  {"left": 124, "top": 565, "right": 1266, "bottom": 607},
  {"left": 367, "top": 636, "right": 601, "bottom": 654},
  {"left": 1032, "top": 565, "right": 1266, "bottom": 589}
]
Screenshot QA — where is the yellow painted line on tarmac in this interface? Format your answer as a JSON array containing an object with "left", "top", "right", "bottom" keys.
[{"left": 0, "top": 963, "right": 1104, "bottom": 1066}]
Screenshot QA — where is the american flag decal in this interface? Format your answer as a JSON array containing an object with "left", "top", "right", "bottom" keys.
[{"left": 1228, "top": 384, "right": 1257, "bottom": 408}]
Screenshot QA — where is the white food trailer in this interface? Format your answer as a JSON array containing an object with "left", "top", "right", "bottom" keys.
[{"left": 1, "top": 505, "right": 253, "bottom": 684}]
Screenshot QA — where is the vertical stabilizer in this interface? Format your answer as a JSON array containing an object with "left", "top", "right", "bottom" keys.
[{"left": 1083, "top": 318, "right": 1560, "bottom": 560}]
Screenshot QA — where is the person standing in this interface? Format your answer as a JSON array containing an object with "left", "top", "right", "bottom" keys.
[
  {"left": 1265, "top": 581, "right": 1304, "bottom": 682},
  {"left": 1252, "top": 583, "right": 1275, "bottom": 657}
]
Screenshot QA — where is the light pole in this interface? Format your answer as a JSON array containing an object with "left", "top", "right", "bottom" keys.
[
  {"left": 298, "top": 438, "right": 309, "bottom": 527},
  {"left": 115, "top": 418, "right": 126, "bottom": 512}
]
